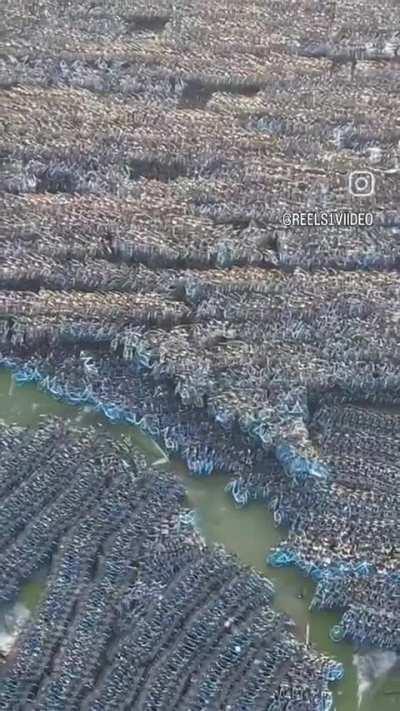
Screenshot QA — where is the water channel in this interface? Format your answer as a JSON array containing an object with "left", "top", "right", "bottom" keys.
[{"left": 0, "top": 368, "right": 398, "bottom": 710}]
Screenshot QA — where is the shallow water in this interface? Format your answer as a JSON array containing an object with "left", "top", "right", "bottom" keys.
[{"left": 0, "top": 369, "right": 399, "bottom": 710}]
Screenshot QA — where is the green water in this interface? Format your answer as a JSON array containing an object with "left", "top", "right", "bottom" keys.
[{"left": 0, "top": 370, "right": 399, "bottom": 710}]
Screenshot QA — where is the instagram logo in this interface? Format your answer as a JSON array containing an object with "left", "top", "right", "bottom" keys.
[{"left": 348, "top": 171, "right": 375, "bottom": 197}]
